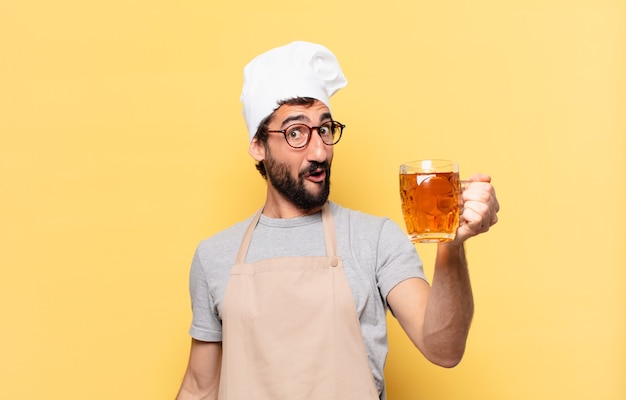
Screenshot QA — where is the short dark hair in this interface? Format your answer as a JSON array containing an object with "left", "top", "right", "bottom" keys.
[{"left": 253, "top": 97, "right": 317, "bottom": 179}]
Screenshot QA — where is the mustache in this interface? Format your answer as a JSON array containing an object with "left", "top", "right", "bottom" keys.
[{"left": 300, "top": 161, "right": 330, "bottom": 176}]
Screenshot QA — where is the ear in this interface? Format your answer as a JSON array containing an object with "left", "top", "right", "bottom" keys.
[{"left": 248, "top": 137, "right": 265, "bottom": 162}]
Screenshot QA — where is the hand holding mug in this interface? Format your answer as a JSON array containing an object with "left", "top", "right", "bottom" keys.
[{"left": 454, "top": 173, "right": 499, "bottom": 243}]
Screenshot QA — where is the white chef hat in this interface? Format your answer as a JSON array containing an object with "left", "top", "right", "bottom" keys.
[{"left": 240, "top": 41, "right": 348, "bottom": 142}]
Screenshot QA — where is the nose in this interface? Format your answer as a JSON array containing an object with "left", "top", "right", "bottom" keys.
[{"left": 306, "top": 128, "right": 330, "bottom": 162}]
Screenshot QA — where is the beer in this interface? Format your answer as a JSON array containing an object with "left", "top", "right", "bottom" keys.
[{"left": 399, "top": 170, "right": 461, "bottom": 243}]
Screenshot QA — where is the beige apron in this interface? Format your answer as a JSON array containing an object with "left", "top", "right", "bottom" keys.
[{"left": 218, "top": 203, "right": 380, "bottom": 400}]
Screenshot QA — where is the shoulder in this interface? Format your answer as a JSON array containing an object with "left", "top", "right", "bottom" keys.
[
  {"left": 194, "top": 213, "right": 256, "bottom": 261},
  {"left": 329, "top": 201, "right": 387, "bottom": 224},
  {"left": 329, "top": 201, "right": 402, "bottom": 236}
]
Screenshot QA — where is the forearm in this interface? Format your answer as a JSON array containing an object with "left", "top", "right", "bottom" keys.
[
  {"left": 422, "top": 242, "right": 474, "bottom": 367},
  {"left": 176, "top": 374, "right": 219, "bottom": 400},
  {"left": 176, "top": 340, "right": 222, "bottom": 400}
]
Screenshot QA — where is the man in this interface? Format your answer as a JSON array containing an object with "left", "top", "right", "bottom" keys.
[{"left": 176, "top": 41, "right": 499, "bottom": 400}]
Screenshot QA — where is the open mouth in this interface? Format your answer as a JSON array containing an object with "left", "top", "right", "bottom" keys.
[{"left": 305, "top": 167, "right": 326, "bottom": 183}]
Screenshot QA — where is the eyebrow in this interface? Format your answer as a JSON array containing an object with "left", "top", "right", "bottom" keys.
[{"left": 281, "top": 112, "right": 333, "bottom": 127}]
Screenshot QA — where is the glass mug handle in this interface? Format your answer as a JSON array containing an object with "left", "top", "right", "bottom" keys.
[{"left": 459, "top": 180, "right": 471, "bottom": 224}]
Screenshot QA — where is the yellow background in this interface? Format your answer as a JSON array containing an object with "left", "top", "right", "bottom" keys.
[{"left": 1, "top": 0, "right": 624, "bottom": 399}]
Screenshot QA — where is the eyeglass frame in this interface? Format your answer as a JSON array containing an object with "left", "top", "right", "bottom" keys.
[{"left": 266, "top": 120, "right": 346, "bottom": 149}]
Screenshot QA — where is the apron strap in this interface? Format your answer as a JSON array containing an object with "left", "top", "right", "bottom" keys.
[
  {"left": 235, "top": 208, "right": 263, "bottom": 264},
  {"left": 321, "top": 203, "right": 337, "bottom": 257}
]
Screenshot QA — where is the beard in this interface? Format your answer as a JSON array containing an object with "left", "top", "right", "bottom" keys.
[{"left": 264, "top": 152, "right": 331, "bottom": 211}]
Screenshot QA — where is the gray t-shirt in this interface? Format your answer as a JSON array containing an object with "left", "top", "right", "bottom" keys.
[{"left": 188, "top": 201, "right": 425, "bottom": 399}]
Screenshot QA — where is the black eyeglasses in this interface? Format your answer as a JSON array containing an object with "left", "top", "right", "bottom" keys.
[{"left": 266, "top": 121, "right": 345, "bottom": 149}]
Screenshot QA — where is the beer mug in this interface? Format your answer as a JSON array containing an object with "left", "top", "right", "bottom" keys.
[{"left": 399, "top": 159, "right": 467, "bottom": 243}]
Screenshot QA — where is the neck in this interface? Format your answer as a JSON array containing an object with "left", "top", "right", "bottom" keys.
[
  {"left": 261, "top": 203, "right": 323, "bottom": 219},
  {"left": 262, "top": 190, "right": 324, "bottom": 219}
]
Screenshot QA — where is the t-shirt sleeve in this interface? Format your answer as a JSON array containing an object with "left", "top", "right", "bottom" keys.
[
  {"left": 188, "top": 248, "right": 223, "bottom": 342},
  {"left": 376, "top": 218, "right": 427, "bottom": 304}
]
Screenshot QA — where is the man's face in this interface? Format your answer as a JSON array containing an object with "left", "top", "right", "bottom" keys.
[{"left": 262, "top": 100, "right": 334, "bottom": 211}]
